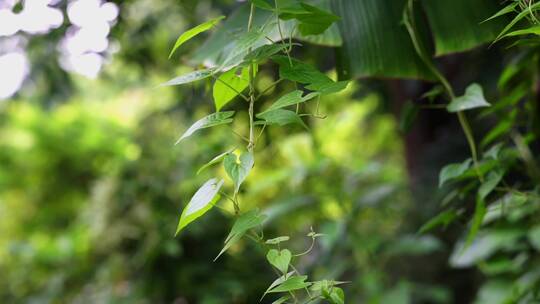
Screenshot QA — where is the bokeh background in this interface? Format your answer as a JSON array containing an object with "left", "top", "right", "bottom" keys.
[{"left": 0, "top": 0, "right": 500, "bottom": 303}]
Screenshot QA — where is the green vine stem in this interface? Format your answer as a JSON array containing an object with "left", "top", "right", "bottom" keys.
[{"left": 403, "top": 0, "right": 483, "bottom": 181}]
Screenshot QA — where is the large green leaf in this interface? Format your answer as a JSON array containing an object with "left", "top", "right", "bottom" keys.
[
  {"left": 279, "top": 2, "right": 340, "bottom": 36},
  {"left": 421, "top": 0, "right": 507, "bottom": 56},
  {"left": 256, "top": 109, "right": 308, "bottom": 128},
  {"left": 213, "top": 67, "right": 249, "bottom": 111},
  {"left": 169, "top": 16, "right": 225, "bottom": 58},
  {"left": 191, "top": 2, "right": 342, "bottom": 67},
  {"left": 331, "top": 0, "right": 507, "bottom": 79},
  {"left": 176, "top": 178, "right": 224, "bottom": 235}
]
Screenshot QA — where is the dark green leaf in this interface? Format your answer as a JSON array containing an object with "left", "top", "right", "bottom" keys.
[
  {"left": 256, "top": 109, "right": 308, "bottom": 129},
  {"left": 447, "top": 83, "right": 490, "bottom": 112},
  {"left": 280, "top": 3, "right": 340, "bottom": 36},
  {"left": 399, "top": 100, "right": 419, "bottom": 133},
  {"left": 419, "top": 210, "right": 458, "bottom": 234}
]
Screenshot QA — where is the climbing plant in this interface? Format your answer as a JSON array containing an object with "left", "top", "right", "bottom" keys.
[{"left": 164, "top": 1, "right": 348, "bottom": 303}]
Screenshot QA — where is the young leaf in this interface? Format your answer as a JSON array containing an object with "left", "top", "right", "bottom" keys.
[
  {"left": 266, "top": 236, "right": 290, "bottom": 244},
  {"left": 256, "top": 109, "right": 308, "bottom": 129},
  {"left": 266, "top": 275, "right": 311, "bottom": 294},
  {"left": 176, "top": 178, "right": 224, "bottom": 235},
  {"left": 478, "top": 170, "right": 504, "bottom": 201},
  {"left": 438, "top": 158, "right": 472, "bottom": 187},
  {"left": 176, "top": 111, "right": 235, "bottom": 144},
  {"left": 261, "top": 90, "right": 319, "bottom": 114},
  {"left": 271, "top": 296, "right": 290, "bottom": 304},
  {"left": 215, "top": 209, "right": 266, "bottom": 260},
  {"left": 169, "top": 16, "right": 225, "bottom": 58},
  {"left": 418, "top": 210, "right": 458, "bottom": 234},
  {"left": 447, "top": 83, "right": 491, "bottom": 112},
  {"left": 266, "top": 249, "right": 292, "bottom": 274},
  {"left": 465, "top": 197, "right": 487, "bottom": 248},
  {"left": 322, "top": 286, "right": 345, "bottom": 304},
  {"left": 213, "top": 67, "right": 249, "bottom": 111},
  {"left": 223, "top": 151, "right": 254, "bottom": 195},
  {"left": 161, "top": 69, "right": 215, "bottom": 86},
  {"left": 197, "top": 149, "right": 234, "bottom": 175},
  {"left": 279, "top": 3, "right": 340, "bottom": 36}
]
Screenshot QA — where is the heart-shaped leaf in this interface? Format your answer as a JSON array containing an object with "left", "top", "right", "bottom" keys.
[
  {"left": 447, "top": 83, "right": 491, "bottom": 112},
  {"left": 266, "top": 249, "right": 291, "bottom": 273},
  {"left": 176, "top": 178, "right": 224, "bottom": 235},
  {"left": 224, "top": 151, "right": 254, "bottom": 194}
]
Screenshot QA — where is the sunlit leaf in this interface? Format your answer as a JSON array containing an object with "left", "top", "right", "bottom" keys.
[
  {"left": 161, "top": 69, "right": 214, "bottom": 86},
  {"left": 169, "top": 16, "right": 225, "bottom": 58},
  {"left": 447, "top": 83, "right": 491, "bottom": 112},
  {"left": 224, "top": 151, "right": 254, "bottom": 195},
  {"left": 175, "top": 111, "right": 235, "bottom": 144},
  {"left": 176, "top": 178, "right": 224, "bottom": 235},
  {"left": 266, "top": 249, "right": 291, "bottom": 273},
  {"left": 213, "top": 68, "right": 249, "bottom": 111}
]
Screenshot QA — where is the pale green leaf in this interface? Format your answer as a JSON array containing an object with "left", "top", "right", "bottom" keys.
[
  {"left": 196, "top": 149, "right": 234, "bottom": 175},
  {"left": 439, "top": 158, "right": 472, "bottom": 187},
  {"left": 266, "top": 236, "right": 290, "bottom": 244},
  {"left": 249, "top": 0, "right": 274, "bottom": 10},
  {"left": 161, "top": 69, "right": 214, "bottom": 86},
  {"left": 176, "top": 178, "right": 224, "bottom": 235},
  {"left": 175, "top": 111, "right": 235, "bottom": 144},
  {"left": 493, "top": 2, "right": 540, "bottom": 43},
  {"left": 169, "top": 16, "right": 225, "bottom": 58},
  {"left": 223, "top": 151, "right": 254, "bottom": 195},
  {"left": 215, "top": 209, "right": 266, "bottom": 260},
  {"left": 447, "top": 83, "right": 490, "bottom": 112},
  {"left": 271, "top": 296, "right": 290, "bottom": 304},
  {"left": 266, "top": 275, "right": 311, "bottom": 294},
  {"left": 213, "top": 67, "right": 249, "bottom": 111},
  {"left": 266, "top": 249, "right": 291, "bottom": 273}
]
